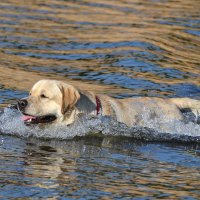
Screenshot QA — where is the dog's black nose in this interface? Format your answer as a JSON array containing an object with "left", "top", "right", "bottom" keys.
[{"left": 18, "top": 99, "right": 28, "bottom": 109}]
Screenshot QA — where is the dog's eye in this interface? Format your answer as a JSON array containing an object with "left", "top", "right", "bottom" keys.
[{"left": 40, "top": 94, "right": 48, "bottom": 98}]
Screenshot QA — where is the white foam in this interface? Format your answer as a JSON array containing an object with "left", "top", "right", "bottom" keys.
[
  {"left": 136, "top": 108, "right": 200, "bottom": 137},
  {"left": 0, "top": 108, "right": 199, "bottom": 142}
]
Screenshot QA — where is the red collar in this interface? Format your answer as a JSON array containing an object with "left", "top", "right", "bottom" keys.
[{"left": 95, "top": 96, "right": 102, "bottom": 115}]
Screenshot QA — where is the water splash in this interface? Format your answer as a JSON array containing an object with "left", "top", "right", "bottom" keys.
[{"left": 0, "top": 108, "right": 199, "bottom": 143}]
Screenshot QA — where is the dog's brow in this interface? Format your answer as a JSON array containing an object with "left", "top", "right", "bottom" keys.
[{"left": 41, "top": 89, "right": 46, "bottom": 94}]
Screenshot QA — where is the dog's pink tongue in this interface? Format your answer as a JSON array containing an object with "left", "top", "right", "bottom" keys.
[{"left": 22, "top": 115, "right": 36, "bottom": 121}]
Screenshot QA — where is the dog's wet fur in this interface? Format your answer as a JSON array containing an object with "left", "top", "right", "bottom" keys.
[{"left": 12, "top": 79, "right": 200, "bottom": 128}]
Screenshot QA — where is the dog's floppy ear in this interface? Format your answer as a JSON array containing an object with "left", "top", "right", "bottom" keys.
[{"left": 59, "top": 83, "right": 80, "bottom": 114}]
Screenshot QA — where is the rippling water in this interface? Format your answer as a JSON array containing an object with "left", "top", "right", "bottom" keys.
[{"left": 0, "top": 0, "right": 200, "bottom": 199}]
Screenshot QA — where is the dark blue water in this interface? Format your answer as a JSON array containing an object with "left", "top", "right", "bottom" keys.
[
  {"left": 0, "top": 135, "right": 200, "bottom": 199},
  {"left": 0, "top": 0, "right": 200, "bottom": 199}
]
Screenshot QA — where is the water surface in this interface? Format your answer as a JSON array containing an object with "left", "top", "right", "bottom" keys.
[{"left": 0, "top": 0, "right": 200, "bottom": 199}]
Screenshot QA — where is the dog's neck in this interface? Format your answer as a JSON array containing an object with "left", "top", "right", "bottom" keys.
[{"left": 76, "top": 91, "right": 97, "bottom": 114}]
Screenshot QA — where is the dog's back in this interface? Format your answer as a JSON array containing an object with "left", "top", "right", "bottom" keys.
[{"left": 100, "top": 96, "right": 200, "bottom": 127}]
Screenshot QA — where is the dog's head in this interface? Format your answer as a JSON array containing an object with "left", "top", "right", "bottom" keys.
[{"left": 18, "top": 79, "right": 80, "bottom": 125}]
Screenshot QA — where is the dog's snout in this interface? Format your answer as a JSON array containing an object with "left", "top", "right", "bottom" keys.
[{"left": 18, "top": 99, "right": 28, "bottom": 110}]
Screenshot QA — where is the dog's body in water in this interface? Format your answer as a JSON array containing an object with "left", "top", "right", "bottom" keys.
[{"left": 14, "top": 79, "right": 200, "bottom": 130}]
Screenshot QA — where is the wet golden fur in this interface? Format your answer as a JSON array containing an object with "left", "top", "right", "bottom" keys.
[{"left": 23, "top": 79, "right": 200, "bottom": 127}]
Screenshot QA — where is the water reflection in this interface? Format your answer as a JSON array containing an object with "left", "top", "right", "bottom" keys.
[
  {"left": 0, "top": 135, "right": 200, "bottom": 199},
  {"left": 0, "top": 0, "right": 199, "bottom": 103}
]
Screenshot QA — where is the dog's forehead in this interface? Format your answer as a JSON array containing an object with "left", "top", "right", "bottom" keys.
[
  {"left": 31, "top": 80, "right": 60, "bottom": 93},
  {"left": 30, "top": 80, "right": 75, "bottom": 95}
]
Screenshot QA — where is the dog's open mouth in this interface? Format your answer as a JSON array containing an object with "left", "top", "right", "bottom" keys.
[{"left": 22, "top": 114, "right": 57, "bottom": 124}]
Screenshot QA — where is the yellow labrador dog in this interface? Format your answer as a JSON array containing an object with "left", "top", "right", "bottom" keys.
[{"left": 17, "top": 79, "right": 200, "bottom": 127}]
